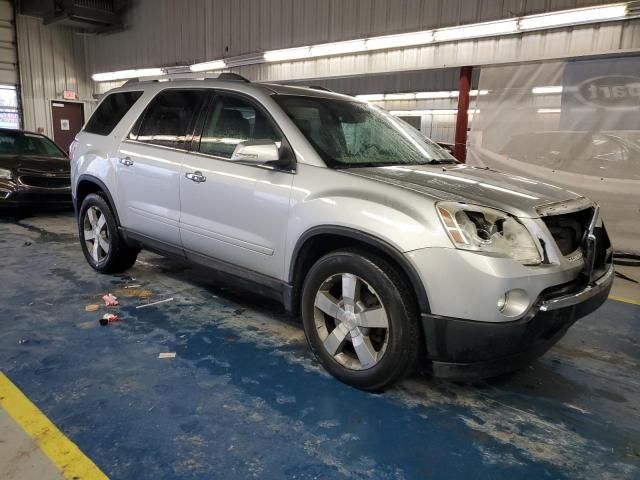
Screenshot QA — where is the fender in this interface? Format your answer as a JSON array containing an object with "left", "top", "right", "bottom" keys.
[
  {"left": 76, "top": 174, "right": 122, "bottom": 227},
  {"left": 290, "top": 225, "right": 431, "bottom": 314}
]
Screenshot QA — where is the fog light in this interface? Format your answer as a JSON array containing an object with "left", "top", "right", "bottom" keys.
[
  {"left": 497, "top": 289, "right": 530, "bottom": 318},
  {"left": 497, "top": 294, "right": 507, "bottom": 312}
]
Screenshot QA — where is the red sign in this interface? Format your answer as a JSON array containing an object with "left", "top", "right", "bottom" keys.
[{"left": 63, "top": 90, "right": 76, "bottom": 100}]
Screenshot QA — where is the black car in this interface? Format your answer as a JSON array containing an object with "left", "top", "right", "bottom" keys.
[{"left": 0, "top": 128, "right": 71, "bottom": 207}]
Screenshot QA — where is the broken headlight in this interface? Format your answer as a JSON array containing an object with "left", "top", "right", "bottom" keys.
[{"left": 436, "top": 202, "right": 541, "bottom": 265}]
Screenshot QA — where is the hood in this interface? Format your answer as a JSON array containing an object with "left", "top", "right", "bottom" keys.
[
  {"left": 0, "top": 154, "right": 70, "bottom": 175},
  {"left": 343, "top": 164, "right": 584, "bottom": 218}
]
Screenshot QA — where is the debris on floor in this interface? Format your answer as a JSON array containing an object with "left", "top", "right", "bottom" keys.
[
  {"left": 115, "top": 287, "right": 153, "bottom": 299},
  {"left": 158, "top": 352, "right": 176, "bottom": 359},
  {"left": 99, "top": 313, "right": 119, "bottom": 326},
  {"left": 85, "top": 304, "right": 100, "bottom": 312},
  {"left": 136, "top": 297, "right": 174, "bottom": 309},
  {"left": 102, "top": 293, "right": 119, "bottom": 307}
]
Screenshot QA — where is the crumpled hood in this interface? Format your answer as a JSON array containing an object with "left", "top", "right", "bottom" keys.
[
  {"left": 0, "top": 154, "right": 70, "bottom": 175},
  {"left": 343, "top": 164, "right": 584, "bottom": 218}
]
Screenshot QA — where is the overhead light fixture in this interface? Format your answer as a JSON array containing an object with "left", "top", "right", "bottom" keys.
[
  {"left": 434, "top": 19, "right": 518, "bottom": 42},
  {"left": 537, "top": 108, "right": 562, "bottom": 113},
  {"left": 519, "top": 4, "right": 627, "bottom": 31},
  {"left": 366, "top": 30, "right": 434, "bottom": 50},
  {"left": 356, "top": 94, "right": 385, "bottom": 101},
  {"left": 385, "top": 93, "right": 416, "bottom": 101},
  {"left": 310, "top": 39, "right": 367, "bottom": 57},
  {"left": 358, "top": 90, "right": 490, "bottom": 101},
  {"left": 416, "top": 91, "right": 454, "bottom": 99},
  {"left": 390, "top": 109, "right": 475, "bottom": 116},
  {"left": 189, "top": 59, "right": 227, "bottom": 72},
  {"left": 264, "top": 46, "right": 311, "bottom": 62},
  {"left": 532, "top": 86, "right": 563, "bottom": 94},
  {"left": 91, "top": 68, "right": 165, "bottom": 82},
  {"left": 390, "top": 110, "right": 432, "bottom": 116}
]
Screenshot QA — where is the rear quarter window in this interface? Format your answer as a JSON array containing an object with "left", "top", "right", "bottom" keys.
[{"left": 84, "top": 91, "right": 143, "bottom": 136}]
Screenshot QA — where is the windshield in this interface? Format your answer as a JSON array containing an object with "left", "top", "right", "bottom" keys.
[
  {"left": 0, "top": 130, "right": 65, "bottom": 157},
  {"left": 274, "top": 94, "right": 457, "bottom": 168}
]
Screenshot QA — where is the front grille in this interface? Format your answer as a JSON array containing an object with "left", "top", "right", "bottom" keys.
[
  {"left": 541, "top": 208, "right": 594, "bottom": 256},
  {"left": 19, "top": 175, "right": 70, "bottom": 189}
]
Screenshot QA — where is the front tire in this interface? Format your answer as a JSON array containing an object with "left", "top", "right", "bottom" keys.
[
  {"left": 78, "top": 193, "right": 138, "bottom": 273},
  {"left": 301, "top": 250, "right": 421, "bottom": 391}
]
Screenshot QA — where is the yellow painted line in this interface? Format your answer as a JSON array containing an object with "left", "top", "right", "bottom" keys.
[
  {"left": 608, "top": 295, "right": 640, "bottom": 306},
  {"left": 0, "top": 372, "right": 108, "bottom": 480}
]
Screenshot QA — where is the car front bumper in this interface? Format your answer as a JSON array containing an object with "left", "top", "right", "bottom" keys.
[
  {"left": 0, "top": 182, "right": 72, "bottom": 207},
  {"left": 420, "top": 263, "right": 614, "bottom": 379}
]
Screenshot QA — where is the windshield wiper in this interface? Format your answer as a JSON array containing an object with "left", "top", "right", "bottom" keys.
[{"left": 423, "top": 159, "right": 459, "bottom": 165}]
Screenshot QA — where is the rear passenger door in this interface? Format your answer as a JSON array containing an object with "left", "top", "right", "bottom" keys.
[
  {"left": 117, "top": 89, "right": 206, "bottom": 249},
  {"left": 179, "top": 92, "right": 294, "bottom": 280}
]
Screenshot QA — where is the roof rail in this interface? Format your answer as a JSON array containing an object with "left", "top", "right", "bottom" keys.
[
  {"left": 125, "top": 72, "right": 250, "bottom": 84},
  {"left": 307, "top": 85, "right": 333, "bottom": 92}
]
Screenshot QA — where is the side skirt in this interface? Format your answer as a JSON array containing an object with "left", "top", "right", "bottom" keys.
[{"left": 122, "top": 228, "right": 295, "bottom": 311}]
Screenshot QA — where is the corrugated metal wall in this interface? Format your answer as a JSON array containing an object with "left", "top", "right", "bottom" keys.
[
  {"left": 84, "top": 0, "right": 639, "bottom": 80},
  {"left": 16, "top": 15, "right": 94, "bottom": 137},
  {"left": 0, "top": 0, "right": 16, "bottom": 85}
]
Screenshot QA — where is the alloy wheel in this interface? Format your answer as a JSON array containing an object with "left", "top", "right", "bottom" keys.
[
  {"left": 313, "top": 273, "right": 390, "bottom": 370},
  {"left": 83, "top": 205, "right": 110, "bottom": 264}
]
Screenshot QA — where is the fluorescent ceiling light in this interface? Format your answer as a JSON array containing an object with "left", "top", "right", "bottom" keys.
[
  {"left": 385, "top": 93, "right": 416, "bottom": 101},
  {"left": 189, "top": 60, "right": 226, "bottom": 72},
  {"left": 390, "top": 110, "right": 431, "bottom": 116},
  {"left": 310, "top": 40, "right": 366, "bottom": 57},
  {"left": 431, "top": 109, "right": 459, "bottom": 115},
  {"left": 356, "top": 94, "right": 385, "bottom": 101},
  {"left": 471, "top": 89, "right": 489, "bottom": 96},
  {"left": 532, "top": 86, "right": 563, "bottom": 94},
  {"left": 390, "top": 109, "right": 471, "bottom": 116},
  {"left": 434, "top": 19, "right": 518, "bottom": 42},
  {"left": 264, "top": 47, "right": 311, "bottom": 62},
  {"left": 537, "top": 108, "right": 562, "bottom": 113},
  {"left": 519, "top": 4, "right": 627, "bottom": 31},
  {"left": 416, "top": 91, "right": 454, "bottom": 99},
  {"left": 92, "top": 68, "right": 165, "bottom": 82},
  {"left": 366, "top": 30, "right": 434, "bottom": 50}
]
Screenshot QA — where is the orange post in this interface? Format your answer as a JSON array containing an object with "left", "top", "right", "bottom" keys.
[{"left": 454, "top": 66, "right": 472, "bottom": 162}]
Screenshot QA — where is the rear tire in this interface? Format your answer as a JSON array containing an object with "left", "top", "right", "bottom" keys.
[
  {"left": 78, "top": 193, "right": 138, "bottom": 273},
  {"left": 301, "top": 249, "right": 421, "bottom": 391}
]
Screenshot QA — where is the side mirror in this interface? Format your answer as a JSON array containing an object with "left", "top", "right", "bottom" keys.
[{"left": 231, "top": 139, "right": 280, "bottom": 165}]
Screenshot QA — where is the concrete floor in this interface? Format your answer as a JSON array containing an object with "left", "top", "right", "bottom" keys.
[{"left": 1, "top": 210, "right": 639, "bottom": 480}]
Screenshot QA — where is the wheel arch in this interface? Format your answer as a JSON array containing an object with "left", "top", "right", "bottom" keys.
[
  {"left": 288, "top": 226, "right": 430, "bottom": 316},
  {"left": 76, "top": 175, "right": 121, "bottom": 226}
]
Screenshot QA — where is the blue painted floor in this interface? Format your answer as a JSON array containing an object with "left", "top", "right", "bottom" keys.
[{"left": 1, "top": 212, "right": 639, "bottom": 479}]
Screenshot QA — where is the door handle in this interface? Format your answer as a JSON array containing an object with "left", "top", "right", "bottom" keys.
[
  {"left": 185, "top": 171, "right": 206, "bottom": 183},
  {"left": 119, "top": 156, "right": 134, "bottom": 167}
]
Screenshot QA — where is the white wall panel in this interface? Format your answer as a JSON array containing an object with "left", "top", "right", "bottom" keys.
[
  {"left": 84, "top": 0, "right": 624, "bottom": 75},
  {"left": 16, "top": 15, "right": 94, "bottom": 137},
  {"left": 232, "top": 18, "right": 640, "bottom": 82},
  {"left": 0, "top": 0, "right": 16, "bottom": 85}
]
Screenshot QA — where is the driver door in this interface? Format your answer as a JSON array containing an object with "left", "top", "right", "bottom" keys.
[{"left": 178, "top": 92, "right": 294, "bottom": 280}]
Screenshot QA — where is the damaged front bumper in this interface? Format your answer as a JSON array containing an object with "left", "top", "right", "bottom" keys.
[{"left": 421, "top": 263, "right": 614, "bottom": 380}]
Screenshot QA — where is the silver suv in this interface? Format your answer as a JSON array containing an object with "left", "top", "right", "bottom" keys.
[{"left": 71, "top": 73, "right": 614, "bottom": 391}]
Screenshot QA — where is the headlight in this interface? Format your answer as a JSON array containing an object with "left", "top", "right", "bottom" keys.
[
  {"left": 436, "top": 201, "right": 541, "bottom": 265},
  {"left": 0, "top": 168, "right": 12, "bottom": 179}
]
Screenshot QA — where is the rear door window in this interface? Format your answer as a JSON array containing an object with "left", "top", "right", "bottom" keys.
[
  {"left": 131, "top": 89, "right": 207, "bottom": 149},
  {"left": 84, "top": 91, "right": 143, "bottom": 135}
]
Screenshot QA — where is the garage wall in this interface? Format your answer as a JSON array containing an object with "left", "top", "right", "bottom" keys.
[
  {"left": 16, "top": 15, "right": 94, "bottom": 137},
  {"left": 84, "top": 0, "right": 639, "bottom": 81},
  {"left": 0, "top": 0, "right": 16, "bottom": 85}
]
